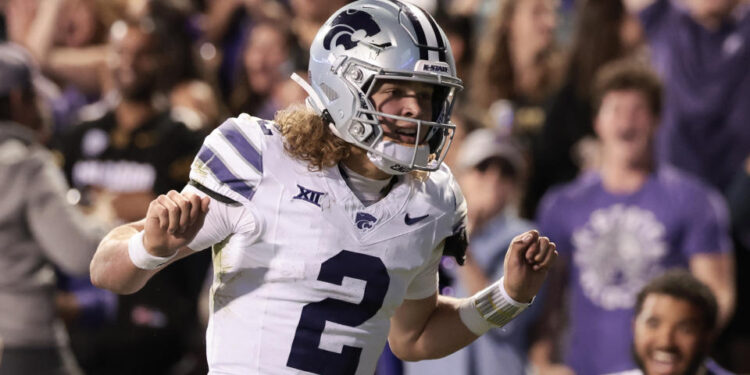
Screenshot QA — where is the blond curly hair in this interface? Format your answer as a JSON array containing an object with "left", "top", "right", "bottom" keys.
[{"left": 274, "top": 105, "right": 352, "bottom": 171}]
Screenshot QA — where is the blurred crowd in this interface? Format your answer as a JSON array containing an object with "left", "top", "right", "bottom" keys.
[{"left": 0, "top": 0, "right": 748, "bottom": 374}]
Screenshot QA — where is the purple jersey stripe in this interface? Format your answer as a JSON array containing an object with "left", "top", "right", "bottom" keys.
[
  {"left": 218, "top": 121, "right": 263, "bottom": 173},
  {"left": 198, "top": 146, "right": 255, "bottom": 200}
]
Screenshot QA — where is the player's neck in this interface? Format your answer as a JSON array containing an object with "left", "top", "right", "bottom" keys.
[{"left": 342, "top": 147, "right": 392, "bottom": 180}]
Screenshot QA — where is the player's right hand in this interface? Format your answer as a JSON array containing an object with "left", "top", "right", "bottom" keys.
[{"left": 143, "top": 190, "right": 210, "bottom": 257}]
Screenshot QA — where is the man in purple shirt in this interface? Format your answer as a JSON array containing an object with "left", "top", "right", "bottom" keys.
[
  {"left": 629, "top": 0, "right": 750, "bottom": 191},
  {"left": 529, "top": 60, "right": 734, "bottom": 375}
]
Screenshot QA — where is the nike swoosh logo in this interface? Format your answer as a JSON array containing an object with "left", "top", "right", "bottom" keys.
[{"left": 405, "top": 213, "right": 429, "bottom": 225}]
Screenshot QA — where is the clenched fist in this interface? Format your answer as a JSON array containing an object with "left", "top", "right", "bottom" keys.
[
  {"left": 503, "top": 230, "right": 557, "bottom": 303},
  {"left": 143, "top": 190, "right": 210, "bottom": 257}
]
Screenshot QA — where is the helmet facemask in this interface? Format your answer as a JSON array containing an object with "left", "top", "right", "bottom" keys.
[{"left": 338, "top": 58, "right": 461, "bottom": 174}]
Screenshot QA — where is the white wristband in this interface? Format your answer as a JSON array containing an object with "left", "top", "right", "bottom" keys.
[
  {"left": 127, "top": 231, "right": 177, "bottom": 270},
  {"left": 458, "top": 277, "right": 532, "bottom": 336}
]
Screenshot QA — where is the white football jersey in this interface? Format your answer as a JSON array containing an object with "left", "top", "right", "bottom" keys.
[{"left": 185, "top": 114, "right": 466, "bottom": 375}]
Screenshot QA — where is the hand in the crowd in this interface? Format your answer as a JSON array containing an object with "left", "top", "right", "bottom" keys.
[
  {"left": 503, "top": 230, "right": 557, "bottom": 303},
  {"left": 143, "top": 191, "right": 210, "bottom": 257}
]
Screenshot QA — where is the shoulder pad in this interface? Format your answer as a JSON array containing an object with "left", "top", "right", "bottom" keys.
[{"left": 189, "top": 115, "right": 275, "bottom": 204}]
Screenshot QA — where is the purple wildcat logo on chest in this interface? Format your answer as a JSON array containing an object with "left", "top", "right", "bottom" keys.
[{"left": 355, "top": 212, "right": 377, "bottom": 230}]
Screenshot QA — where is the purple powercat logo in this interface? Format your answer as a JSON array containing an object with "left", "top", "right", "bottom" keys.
[
  {"left": 323, "top": 9, "right": 381, "bottom": 51},
  {"left": 355, "top": 212, "right": 378, "bottom": 230}
]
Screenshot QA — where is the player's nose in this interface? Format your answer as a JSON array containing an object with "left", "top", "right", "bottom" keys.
[{"left": 399, "top": 94, "right": 423, "bottom": 119}]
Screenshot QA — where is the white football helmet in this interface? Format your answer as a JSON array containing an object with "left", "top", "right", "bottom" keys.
[{"left": 292, "top": 0, "right": 463, "bottom": 175}]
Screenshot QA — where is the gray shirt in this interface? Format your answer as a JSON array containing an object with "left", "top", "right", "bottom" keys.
[{"left": 0, "top": 123, "right": 100, "bottom": 347}]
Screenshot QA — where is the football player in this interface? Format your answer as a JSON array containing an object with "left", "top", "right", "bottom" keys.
[{"left": 90, "top": 1, "right": 557, "bottom": 373}]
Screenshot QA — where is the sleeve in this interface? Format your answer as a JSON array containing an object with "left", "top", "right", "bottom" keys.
[
  {"left": 182, "top": 183, "right": 260, "bottom": 251},
  {"left": 404, "top": 244, "right": 443, "bottom": 300},
  {"left": 25, "top": 151, "right": 102, "bottom": 276},
  {"left": 680, "top": 185, "right": 733, "bottom": 257},
  {"left": 189, "top": 114, "right": 271, "bottom": 205}
]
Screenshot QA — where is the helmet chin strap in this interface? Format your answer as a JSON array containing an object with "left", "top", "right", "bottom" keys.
[{"left": 367, "top": 140, "right": 430, "bottom": 175}]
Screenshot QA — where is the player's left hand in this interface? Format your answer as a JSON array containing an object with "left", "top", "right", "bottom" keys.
[{"left": 502, "top": 230, "right": 557, "bottom": 303}]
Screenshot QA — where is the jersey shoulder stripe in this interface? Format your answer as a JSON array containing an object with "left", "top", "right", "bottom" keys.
[
  {"left": 195, "top": 145, "right": 256, "bottom": 201},
  {"left": 190, "top": 114, "right": 274, "bottom": 204},
  {"left": 217, "top": 119, "right": 263, "bottom": 173}
]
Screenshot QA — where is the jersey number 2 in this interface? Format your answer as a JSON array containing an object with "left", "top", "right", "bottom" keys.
[{"left": 286, "top": 250, "right": 390, "bottom": 374}]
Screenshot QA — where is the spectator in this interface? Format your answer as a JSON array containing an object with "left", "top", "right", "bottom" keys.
[
  {"left": 170, "top": 79, "right": 225, "bottom": 134},
  {"left": 470, "top": 0, "right": 562, "bottom": 140},
  {"left": 58, "top": 13, "right": 202, "bottom": 223},
  {"left": 55, "top": 13, "right": 210, "bottom": 375},
  {"left": 404, "top": 129, "right": 538, "bottom": 375},
  {"left": 524, "top": 0, "right": 645, "bottom": 217},
  {"left": 5, "top": 0, "right": 126, "bottom": 135},
  {"left": 6, "top": 0, "right": 121, "bottom": 95},
  {"left": 627, "top": 0, "right": 750, "bottom": 192},
  {"left": 610, "top": 270, "right": 731, "bottom": 375},
  {"left": 203, "top": 0, "right": 291, "bottom": 99},
  {"left": 625, "top": 1, "right": 750, "bottom": 369},
  {"left": 0, "top": 42, "right": 100, "bottom": 375},
  {"left": 228, "top": 19, "right": 298, "bottom": 118},
  {"left": 531, "top": 60, "right": 735, "bottom": 375}
]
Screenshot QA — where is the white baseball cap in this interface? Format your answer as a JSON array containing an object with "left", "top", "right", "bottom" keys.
[{"left": 455, "top": 128, "right": 525, "bottom": 175}]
